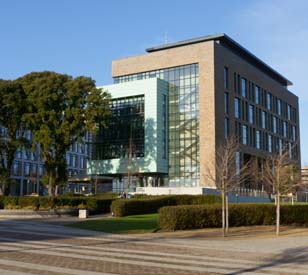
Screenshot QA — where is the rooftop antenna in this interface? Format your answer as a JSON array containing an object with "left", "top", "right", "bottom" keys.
[{"left": 164, "top": 31, "right": 169, "bottom": 44}]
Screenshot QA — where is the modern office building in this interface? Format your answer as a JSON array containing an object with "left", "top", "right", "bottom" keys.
[
  {"left": 88, "top": 33, "right": 300, "bottom": 195},
  {"left": 2, "top": 126, "right": 91, "bottom": 195}
]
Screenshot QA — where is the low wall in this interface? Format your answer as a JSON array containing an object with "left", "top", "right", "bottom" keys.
[
  {"left": 0, "top": 208, "right": 78, "bottom": 218},
  {"left": 136, "top": 187, "right": 211, "bottom": 195},
  {"left": 135, "top": 187, "right": 271, "bottom": 202},
  {"left": 135, "top": 187, "right": 217, "bottom": 195}
]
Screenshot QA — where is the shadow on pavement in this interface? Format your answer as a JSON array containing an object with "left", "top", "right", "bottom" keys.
[
  {"left": 227, "top": 246, "right": 308, "bottom": 275},
  {"left": 0, "top": 217, "right": 169, "bottom": 250}
]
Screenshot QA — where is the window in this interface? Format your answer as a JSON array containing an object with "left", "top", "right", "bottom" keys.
[
  {"left": 25, "top": 130, "right": 32, "bottom": 141},
  {"left": 235, "top": 152, "right": 241, "bottom": 175},
  {"left": 277, "top": 99, "right": 282, "bottom": 116},
  {"left": 16, "top": 148, "right": 22, "bottom": 159},
  {"left": 234, "top": 97, "right": 240, "bottom": 118},
  {"left": 262, "top": 111, "right": 267, "bottom": 129},
  {"left": 224, "top": 67, "right": 229, "bottom": 89},
  {"left": 241, "top": 78, "right": 247, "bottom": 97},
  {"left": 24, "top": 162, "right": 30, "bottom": 176},
  {"left": 279, "top": 139, "right": 283, "bottom": 155},
  {"left": 0, "top": 126, "right": 7, "bottom": 137},
  {"left": 39, "top": 165, "right": 44, "bottom": 177},
  {"left": 95, "top": 95, "right": 145, "bottom": 159},
  {"left": 242, "top": 125, "right": 248, "bottom": 145},
  {"left": 292, "top": 126, "right": 296, "bottom": 142},
  {"left": 267, "top": 92, "right": 272, "bottom": 110},
  {"left": 23, "top": 149, "right": 31, "bottom": 160},
  {"left": 255, "top": 86, "right": 260, "bottom": 104},
  {"left": 162, "top": 94, "right": 167, "bottom": 159},
  {"left": 72, "top": 155, "right": 77, "bottom": 168},
  {"left": 13, "top": 161, "right": 21, "bottom": 176},
  {"left": 249, "top": 105, "right": 254, "bottom": 124},
  {"left": 256, "top": 130, "right": 261, "bottom": 149},
  {"left": 287, "top": 104, "right": 291, "bottom": 120},
  {"left": 283, "top": 121, "right": 287, "bottom": 138},
  {"left": 114, "top": 64, "right": 201, "bottom": 186},
  {"left": 268, "top": 135, "right": 273, "bottom": 153},
  {"left": 224, "top": 92, "right": 229, "bottom": 114},
  {"left": 31, "top": 163, "right": 37, "bottom": 176},
  {"left": 66, "top": 154, "right": 70, "bottom": 166},
  {"left": 273, "top": 116, "right": 278, "bottom": 134},
  {"left": 224, "top": 118, "right": 229, "bottom": 138}
]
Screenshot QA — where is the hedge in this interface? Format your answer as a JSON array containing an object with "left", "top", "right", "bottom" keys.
[
  {"left": 0, "top": 196, "right": 115, "bottom": 214},
  {"left": 158, "top": 204, "right": 308, "bottom": 231},
  {"left": 110, "top": 194, "right": 220, "bottom": 217}
]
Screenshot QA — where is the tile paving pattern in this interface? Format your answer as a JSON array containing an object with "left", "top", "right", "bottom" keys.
[{"left": 0, "top": 218, "right": 308, "bottom": 274}]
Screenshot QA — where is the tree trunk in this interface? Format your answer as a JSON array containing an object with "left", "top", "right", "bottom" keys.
[
  {"left": 226, "top": 194, "right": 229, "bottom": 234},
  {"left": 95, "top": 179, "right": 98, "bottom": 195},
  {"left": 221, "top": 190, "right": 226, "bottom": 237},
  {"left": 276, "top": 194, "right": 280, "bottom": 236},
  {"left": 48, "top": 172, "right": 55, "bottom": 196},
  {"left": 55, "top": 185, "right": 59, "bottom": 196}
]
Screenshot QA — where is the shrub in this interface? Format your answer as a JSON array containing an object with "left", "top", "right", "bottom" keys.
[
  {"left": 18, "top": 196, "right": 40, "bottom": 210},
  {"left": 0, "top": 195, "right": 115, "bottom": 214},
  {"left": 110, "top": 195, "right": 220, "bottom": 217},
  {"left": 3, "top": 196, "right": 19, "bottom": 209},
  {"left": 159, "top": 205, "right": 221, "bottom": 231},
  {"left": 281, "top": 205, "right": 308, "bottom": 225},
  {"left": 228, "top": 204, "right": 275, "bottom": 226},
  {"left": 158, "top": 204, "right": 308, "bottom": 231},
  {"left": 90, "top": 193, "right": 118, "bottom": 199},
  {"left": 38, "top": 197, "right": 55, "bottom": 209},
  {"left": 89, "top": 198, "right": 114, "bottom": 214},
  {"left": 53, "top": 197, "right": 85, "bottom": 208}
]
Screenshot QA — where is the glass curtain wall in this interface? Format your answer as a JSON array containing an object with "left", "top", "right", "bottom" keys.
[
  {"left": 94, "top": 95, "right": 145, "bottom": 160},
  {"left": 114, "top": 64, "right": 199, "bottom": 187}
]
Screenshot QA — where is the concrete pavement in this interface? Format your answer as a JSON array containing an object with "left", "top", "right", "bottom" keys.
[{"left": 0, "top": 217, "right": 308, "bottom": 274}]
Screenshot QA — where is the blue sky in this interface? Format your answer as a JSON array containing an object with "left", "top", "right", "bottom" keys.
[{"left": 1, "top": 0, "right": 308, "bottom": 164}]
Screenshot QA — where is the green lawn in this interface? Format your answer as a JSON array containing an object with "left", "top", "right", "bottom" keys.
[{"left": 66, "top": 214, "right": 159, "bottom": 234}]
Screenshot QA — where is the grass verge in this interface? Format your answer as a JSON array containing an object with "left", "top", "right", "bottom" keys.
[{"left": 66, "top": 214, "right": 159, "bottom": 234}]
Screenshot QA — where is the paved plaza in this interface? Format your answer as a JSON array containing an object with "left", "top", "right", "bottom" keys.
[{"left": 0, "top": 217, "right": 308, "bottom": 274}]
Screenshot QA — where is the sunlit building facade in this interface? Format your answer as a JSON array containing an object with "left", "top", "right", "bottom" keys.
[{"left": 89, "top": 34, "right": 300, "bottom": 195}]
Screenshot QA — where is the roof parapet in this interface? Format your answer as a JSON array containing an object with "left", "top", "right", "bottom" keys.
[{"left": 146, "top": 33, "right": 292, "bottom": 87}]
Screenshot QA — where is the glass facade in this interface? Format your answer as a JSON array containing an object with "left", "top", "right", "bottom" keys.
[
  {"left": 6, "top": 130, "right": 90, "bottom": 195},
  {"left": 114, "top": 63, "right": 199, "bottom": 187},
  {"left": 93, "top": 95, "right": 145, "bottom": 160}
]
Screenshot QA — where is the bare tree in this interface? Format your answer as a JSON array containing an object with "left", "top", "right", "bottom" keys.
[
  {"left": 203, "top": 135, "right": 252, "bottom": 236},
  {"left": 262, "top": 146, "right": 301, "bottom": 236}
]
